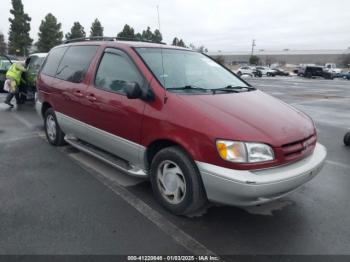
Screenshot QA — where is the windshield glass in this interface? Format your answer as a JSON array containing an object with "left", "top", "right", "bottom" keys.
[{"left": 135, "top": 48, "right": 248, "bottom": 91}]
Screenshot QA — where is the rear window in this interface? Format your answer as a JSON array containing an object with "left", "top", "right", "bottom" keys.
[
  {"left": 41, "top": 47, "right": 68, "bottom": 77},
  {"left": 55, "top": 45, "right": 98, "bottom": 83}
]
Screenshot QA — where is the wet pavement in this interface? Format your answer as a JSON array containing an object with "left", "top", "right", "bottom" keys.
[{"left": 0, "top": 76, "right": 349, "bottom": 256}]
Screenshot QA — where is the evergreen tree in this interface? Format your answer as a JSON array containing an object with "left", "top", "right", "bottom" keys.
[
  {"left": 65, "top": 22, "right": 86, "bottom": 40},
  {"left": 141, "top": 27, "right": 154, "bottom": 41},
  {"left": 117, "top": 24, "right": 135, "bottom": 39},
  {"left": 8, "top": 0, "right": 33, "bottom": 56},
  {"left": 90, "top": 19, "right": 104, "bottom": 37},
  {"left": 249, "top": 55, "right": 260, "bottom": 65},
  {"left": 178, "top": 39, "right": 186, "bottom": 47},
  {"left": 172, "top": 37, "right": 186, "bottom": 47},
  {"left": 0, "top": 33, "right": 7, "bottom": 54},
  {"left": 172, "top": 37, "right": 179, "bottom": 46},
  {"left": 36, "top": 13, "right": 63, "bottom": 52},
  {"left": 135, "top": 33, "right": 142, "bottom": 40},
  {"left": 153, "top": 29, "right": 162, "bottom": 43}
]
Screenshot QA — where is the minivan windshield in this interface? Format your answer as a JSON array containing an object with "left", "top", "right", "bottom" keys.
[{"left": 135, "top": 48, "right": 250, "bottom": 92}]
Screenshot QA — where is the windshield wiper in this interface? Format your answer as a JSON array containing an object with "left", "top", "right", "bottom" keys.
[
  {"left": 167, "top": 85, "right": 210, "bottom": 92},
  {"left": 212, "top": 85, "right": 255, "bottom": 94}
]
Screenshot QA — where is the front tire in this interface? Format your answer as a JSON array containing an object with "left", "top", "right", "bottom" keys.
[
  {"left": 44, "top": 108, "right": 65, "bottom": 146},
  {"left": 150, "top": 146, "right": 207, "bottom": 216}
]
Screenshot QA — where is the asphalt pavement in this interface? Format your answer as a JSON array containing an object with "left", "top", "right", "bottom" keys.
[{"left": 0, "top": 76, "right": 350, "bottom": 257}]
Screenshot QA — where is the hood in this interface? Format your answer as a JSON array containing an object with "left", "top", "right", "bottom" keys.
[{"left": 174, "top": 90, "right": 315, "bottom": 147}]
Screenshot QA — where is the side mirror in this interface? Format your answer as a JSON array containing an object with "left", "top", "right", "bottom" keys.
[{"left": 124, "top": 82, "right": 142, "bottom": 99}]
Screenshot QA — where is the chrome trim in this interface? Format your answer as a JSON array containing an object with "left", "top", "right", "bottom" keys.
[
  {"left": 56, "top": 112, "right": 146, "bottom": 170},
  {"left": 65, "top": 137, "right": 147, "bottom": 177}
]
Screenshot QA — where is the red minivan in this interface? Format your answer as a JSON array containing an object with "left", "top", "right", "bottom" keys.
[{"left": 36, "top": 39, "right": 327, "bottom": 216}]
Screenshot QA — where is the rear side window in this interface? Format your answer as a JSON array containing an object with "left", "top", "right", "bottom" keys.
[
  {"left": 56, "top": 45, "right": 98, "bottom": 83},
  {"left": 94, "top": 48, "right": 143, "bottom": 93},
  {"left": 41, "top": 47, "right": 67, "bottom": 77}
]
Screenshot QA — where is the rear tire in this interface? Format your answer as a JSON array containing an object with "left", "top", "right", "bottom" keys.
[
  {"left": 44, "top": 108, "right": 65, "bottom": 146},
  {"left": 150, "top": 146, "right": 208, "bottom": 216},
  {"left": 344, "top": 132, "right": 350, "bottom": 146}
]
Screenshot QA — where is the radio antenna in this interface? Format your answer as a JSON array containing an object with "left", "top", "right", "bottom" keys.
[{"left": 157, "top": 5, "right": 167, "bottom": 98}]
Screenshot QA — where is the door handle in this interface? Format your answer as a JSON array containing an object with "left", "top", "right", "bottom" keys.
[
  {"left": 86, "top": 94, "right": 97, "bottom": 102},
  {"left": 73, "top": 90, "right": 84, "bottom": 97}
]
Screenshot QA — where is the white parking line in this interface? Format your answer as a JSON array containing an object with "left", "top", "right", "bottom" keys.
[
  {"left": 326, "top": 160, "right": 350, "bottom": 170},
  {"left": 0, "top": 133, "right": 40, "bottom": 144},
  {"left": 11, "top": 113, "right": 35, "bottom": 129},
  {"left": 68, "top": 151, "right": 218, "bottom": 257}
]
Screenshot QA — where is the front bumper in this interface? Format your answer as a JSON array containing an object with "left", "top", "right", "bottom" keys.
[{"left": 196, "top": 143, "right": 327, "bottom": 206}]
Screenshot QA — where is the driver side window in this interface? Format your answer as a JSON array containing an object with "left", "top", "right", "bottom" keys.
[{"left": 94, "top": 49, "right": 144, "bottom": 94}]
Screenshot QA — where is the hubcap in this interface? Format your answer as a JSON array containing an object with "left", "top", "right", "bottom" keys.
[
  {"left": 157, "top": 160, "right": 186, "bottom": 205},
  {"left": 46, "top": 115, "right": 56, "bottom": 141}
]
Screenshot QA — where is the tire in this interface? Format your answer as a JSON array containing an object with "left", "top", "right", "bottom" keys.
[
  {"left": 344, "top": 132, "right": 350, "bottom": 146},
  {"left": 267, "top": 72, "right": 271, "bottom": 77},
  {"left": 150, "top": 146, "right": 208, "bottom": 216},
  {"left": 15, "top": 93, "right": 26, "bottom": 104},
  {"left": 44, "top": 108, "right": 65, "bottom": 146}
]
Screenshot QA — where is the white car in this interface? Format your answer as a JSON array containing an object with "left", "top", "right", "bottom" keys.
[
  {"left": 256, "top": 66, "right": 276, "bottom": 76},
  {"left": 237, "top": 66, "right": 256, "bottom": 77}
]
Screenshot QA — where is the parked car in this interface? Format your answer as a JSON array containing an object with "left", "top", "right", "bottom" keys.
[
  {"left": 0, "top": 55, "right": 13, "bottom": 92},
  {"left": 20, "top": 53, "right": 48, "bottom": 101},
  {"left": 298, "top": 66, "right": 334, "bottom": 80},
  {"left": 237, "top": 66, "right": 254, "bottom": 76},
  {"left": 272, "top": 68, "right": 290, "bottom": 76},
  {"left": 324, "top": 63, "right": 342, "bottom": 76},
  {"left": 255, "top": 66, "right": 276, "bottom": 76},
  {"left": 344, "top": 131, "right": 350, "bottom": 146},
  {"left": 340, "top": 71, "right": 350, "bottom": 80},
  {"left": 36, "top": 39, "right": 327, "bottom": 216}
]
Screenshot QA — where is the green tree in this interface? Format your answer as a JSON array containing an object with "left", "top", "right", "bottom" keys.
[
  {"left": 0, "top": 33, "right": 7, "bottom": 54},
  {"left": 141, "top": 26, "right": 154, "bottom": 41},
  {"left": 249, "top": 55, "right": 260, "bottom": 65},
  {"left": 8, "top": 0, "right": 33, "bottom": 56},
  {"left": 172, "top": 37, "right": 179, "bottom": 46},
  {"left": 90, "top": 18, "right": 104, "bottom": 37},
  {"left": 65, "top": 22, "right": 86, "bottom": 40},
  {"left": 117, "top": 24, "right": 135, "bottom": 39},
  {"left": 36, "top": 13, "right": 63, "bottom": 52},
  {"left": 135, "top": 32, "right": 142, "bottom": 40},
  {"left": 153, "top": 29, "right": 162, "bottom": 43},
  {"left": 178, "top": 39, "right": 186, "bottom": 47},
  {"left": 172, "top": 37, "right": 186, "bottom": 47}
]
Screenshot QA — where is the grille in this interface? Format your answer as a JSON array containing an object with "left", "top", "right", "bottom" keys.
[{"left": 281, "top": 134, "right": 317, "bottom": 159}]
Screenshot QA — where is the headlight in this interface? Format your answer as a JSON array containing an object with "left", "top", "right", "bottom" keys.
[{"left": 216, "top": 140, "right": 274, "bottom": 163}]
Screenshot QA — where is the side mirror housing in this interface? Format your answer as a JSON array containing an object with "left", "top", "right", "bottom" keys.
[
  {"left": 125, "top": 82, "right": 142, "bottom": 99},
  {"left": 124, "top": 81, "right": 155, "bottom": 101}
]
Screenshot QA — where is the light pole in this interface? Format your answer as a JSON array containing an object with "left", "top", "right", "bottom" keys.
[{"left": 251, "top": 39, "right": 256, "bottom": 56}]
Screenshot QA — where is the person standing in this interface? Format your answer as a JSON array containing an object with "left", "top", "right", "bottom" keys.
[{"left": 4, "top": 62, "right": 27, "bottom": 107}]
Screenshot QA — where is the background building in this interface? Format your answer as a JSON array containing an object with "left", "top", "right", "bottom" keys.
[{"left": 208, "top": 49, "right": 350, "bottom": 66}]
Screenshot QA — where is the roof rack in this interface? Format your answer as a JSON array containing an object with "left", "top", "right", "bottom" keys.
[{"left": 63, "top": 36, "right": 166, "bottom": 45}]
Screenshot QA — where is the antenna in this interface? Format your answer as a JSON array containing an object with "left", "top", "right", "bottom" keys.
[
  {"left": 157, "top": 5, "right": 161, "bottom": 32},
  {"left": 157, "top": 5, "right": 167, "bottom": 98}
]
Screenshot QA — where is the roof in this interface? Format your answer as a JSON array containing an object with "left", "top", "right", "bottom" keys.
[
  {"left": 29, "top": 53, "right": 48, "bottom": 57},
  {"left": 60, "top": 39, "right": 190, "bottom": 51}
]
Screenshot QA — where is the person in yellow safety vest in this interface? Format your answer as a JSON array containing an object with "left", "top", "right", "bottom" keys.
[{"left": 4, "top": 62, "right": 27, "bottom": 107}]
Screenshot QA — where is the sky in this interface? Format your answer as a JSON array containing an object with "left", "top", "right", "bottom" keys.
[{"left": 0, "top": 0, "right": 350, "bottom": 52}]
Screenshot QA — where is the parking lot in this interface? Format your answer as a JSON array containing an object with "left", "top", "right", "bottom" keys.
[{"left": 0, "top": 76, "right": 350, "bottom": 256}]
